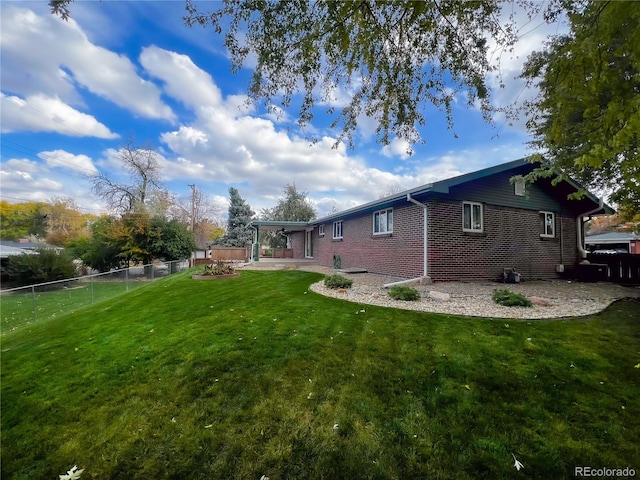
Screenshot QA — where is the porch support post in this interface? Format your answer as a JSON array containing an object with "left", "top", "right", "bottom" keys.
[{"left": 253, "top": 225, "right": 260, "bottom": 261}]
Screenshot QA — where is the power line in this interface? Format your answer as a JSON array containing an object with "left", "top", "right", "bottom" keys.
[{"left": 1, "top": 139, "right": 100, "bottom": 177}]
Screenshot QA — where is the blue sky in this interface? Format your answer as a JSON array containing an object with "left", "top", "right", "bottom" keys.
[{"left": 0, "top": 1, "right": 559, "bottom": 220}]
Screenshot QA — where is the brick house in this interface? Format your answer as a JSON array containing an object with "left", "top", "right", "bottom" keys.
[{"left": 251, "top": 159, "right": 613, "bottom": 282}]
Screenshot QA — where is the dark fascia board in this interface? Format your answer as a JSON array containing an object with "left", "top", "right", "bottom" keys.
[
  {"left": 312, "top": 159, "right": 531, "bottom": 224},
  {"left": 309, "top": 157, "right": 613, "bottom": 225},
  {"left": 249, "top": 220, "right": 311, "bottom": 232}
]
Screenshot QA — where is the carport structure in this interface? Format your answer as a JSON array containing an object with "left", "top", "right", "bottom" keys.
[{"left": 248, "top": 221, "right": 312, "bottom": 262}]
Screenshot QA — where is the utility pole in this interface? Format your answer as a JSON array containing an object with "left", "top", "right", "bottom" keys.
[
  {"left": 188, "top": 184, "right": 196, "bottom": 232},
  {"left": 188, "top": 184, "right": 196, "bottom": 266}
]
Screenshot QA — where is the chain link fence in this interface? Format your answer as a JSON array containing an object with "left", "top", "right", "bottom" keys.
[{"left": 0, "top": 259, "right": 189, "bottom": 335}]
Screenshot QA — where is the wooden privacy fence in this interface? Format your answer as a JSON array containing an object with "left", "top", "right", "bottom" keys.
[
  {"left": 260, "top": 248, "right": 294, "bottom": 258},
  {"left": 586, "top": 253, "right": 640, "bottom": 284},
  {"left": 193, "top": 247, "right": 250, "bottom": 266}
]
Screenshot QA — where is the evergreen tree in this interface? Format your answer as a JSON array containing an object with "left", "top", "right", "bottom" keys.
[{"left": 217, "top": 188, "right": 255, "bottom": 247}]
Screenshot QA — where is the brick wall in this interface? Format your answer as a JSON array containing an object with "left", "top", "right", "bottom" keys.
[
  {"left": 427, "top": 201, "right": 578, "bottom": 281},
  {"left": 304, "top": 200, "right": 579, "bottom": 282},
  {"left": 313, "top": 204, "right": 425, "bottom": 278}
]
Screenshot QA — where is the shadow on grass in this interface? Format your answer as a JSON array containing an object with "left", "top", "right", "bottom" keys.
[{"left": 1, "top": 271, "right": 639, "bottom": 479}]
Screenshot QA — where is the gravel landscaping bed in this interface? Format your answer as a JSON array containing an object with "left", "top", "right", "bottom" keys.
[
  {"left": 238, "top": 262, "right": 640, "bottom": 319},
  {"left": 297, "top": 266, "right": 640, "bottom": 319}
]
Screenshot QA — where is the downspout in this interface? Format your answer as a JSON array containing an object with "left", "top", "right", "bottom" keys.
[
  {"left": 576, "top": 198, "right": 604, "bottom": 262},
  {"left": 383, "top": 193, "right": 431, "bottom": 288}
]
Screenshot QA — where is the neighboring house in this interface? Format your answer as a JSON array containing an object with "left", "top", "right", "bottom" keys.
[
  {"left": 250, "top": 159, "right": 613, "bottom": 282},
  {"left": 0, "top": 243, "right": 39, "bottom": 284},
  {"left": 585, "top": 232, "right": 640, "bottom": 254}
]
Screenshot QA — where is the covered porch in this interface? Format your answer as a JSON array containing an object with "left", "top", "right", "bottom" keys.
[{"left": 248, "top": 221, "right": 314, "bottom": 262}]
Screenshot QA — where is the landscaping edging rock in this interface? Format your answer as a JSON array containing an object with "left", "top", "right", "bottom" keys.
[{"left": 306, "top": 277, "right": 640, "bottom": 319}]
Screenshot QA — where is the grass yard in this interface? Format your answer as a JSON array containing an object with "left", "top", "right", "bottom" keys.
[
  {"left": 1, "top": 280, "right": 148, "bottom": 334},
  {"left": 1, "top": 270, "right": 639, "bottom": 479}
]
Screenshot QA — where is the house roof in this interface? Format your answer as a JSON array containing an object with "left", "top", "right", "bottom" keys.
[
  {"left": 585, "top": 232, "right": 640, "bottom": 243},
  {"left": 251, "top": 158, "right": 613, "bottom": 230},
  {"left": 0, "top": 245, "right": 38, "bottom": 258},
  {"left": 311, "top": 158, "right": 613, "bottom": 224},
  {"left": 0, "top": 240, "right": 40, "bottom": 249}
]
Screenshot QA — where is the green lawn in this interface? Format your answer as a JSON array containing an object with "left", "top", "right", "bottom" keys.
[
  {"left": 1, "top": 279, "right": 148, "bottom": 334},
  {"left": 1, "top": 270, "right": 639, "bottom": 479}
]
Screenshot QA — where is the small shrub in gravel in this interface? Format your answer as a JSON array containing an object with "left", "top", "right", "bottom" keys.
[
  {"left": 201, "top": 260, "right": 235, "bottom": 276},
  {"left": 388, "top": 285, "right": 421, "bottom": 301},
  {"left": 492, "top": 289, "right": 532, "bottom": 307},
  {"left": 324, "top": 274, "right": 353, "bottom": 289}
]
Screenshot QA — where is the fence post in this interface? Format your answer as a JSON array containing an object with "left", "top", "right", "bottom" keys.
[
  {"left": 126, "top": 267, "right": 129, "bottom": 292},
  {"left": 31, "top": 285, "right": 37, "bottom": 323}
]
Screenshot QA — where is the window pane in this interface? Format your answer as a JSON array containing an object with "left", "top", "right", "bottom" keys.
[
  {"left": 334, "top": 221, "right": 342, "bottom": 238},
  {"left": 540, "top": 212, "right": 554, "bottom": 236},
  {"left": 546, "top": 214, "right": 554, "bottom": 235},
  {"left": 387, "top": 210, "right": 393, "bottom": 231},
  {"left": 472, "top": 204, "right": 481, "bottom": 230},
  {"left": 379, "top": 211, "right": 386, "bottom": 232},
  {"left": 463, "top": 204, "right": 471, "bottom": 230}
]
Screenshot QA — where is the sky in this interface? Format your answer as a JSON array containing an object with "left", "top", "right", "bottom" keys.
[{"left": 0, "top": 1, "right": 562, "bottom": 221}]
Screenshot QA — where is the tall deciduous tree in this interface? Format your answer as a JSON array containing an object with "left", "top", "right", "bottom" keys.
[
  {"left": 170, "top": 186, "right": 224, "bottom": 248},
  {"left": 44, "top": 197, "right": 95, "bottom": 246},
  {"left": 521, "top": 1, "right": 640, "bottom": 214},
  {"left": 92, "top": 137, "right": 164, "bottom": 215},
  {"left": 260, "top": 184, "right": 316, "bottom": 247},
  {"left": 262, "top": 184, "right": 317, "bottom": 222},
  {"left": 52, "top": 0, "right": 560, "bottom": 149},
  {"left": 217, "top": 188, "right": 255, "bottom": 247},
  {"left": 183, "top": 0, "right": 518, "bottom": 150}
]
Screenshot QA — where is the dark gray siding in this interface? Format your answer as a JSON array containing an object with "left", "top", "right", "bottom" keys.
[{"left": 444, "top": 170, "right": 564, "bottom": 212}]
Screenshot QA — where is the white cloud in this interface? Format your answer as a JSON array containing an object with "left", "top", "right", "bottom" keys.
[
  {"left": 381, "top": 137, "right": 412, "bottom": 160},
  {"left": 1, "top": 159, "right": 64, "bottom": 200},
  {"left": 0, "top": 157, "right": 106, "bottom": 211},
  {"left": 1, "top": 93, "right": 118, "bottom": 138},
  {"left": 37, "top": 150, "right": 99, "bottom": 175},
  {"left": 0, "top": 5, "right": 539, "bottom": 220},
  {"left": 133, "top": 46, "right": 421, "bottom": 212},
  {"left": 0, "top": 5, "right": 175, "bottom": 122}
]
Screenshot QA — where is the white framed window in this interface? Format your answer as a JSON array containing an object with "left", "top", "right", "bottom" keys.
[
  {"left": 463, "top": 201, "right": 483, "bottom": 233},
  {"left": 514, "top": 178, "right": 526, "bottom": 196},
  {"left": 318, "top": 224, "right": 325, "bottom": 237},
  {"left": 332, "top": 221, "right": 343, "bottom": 239},
  {"left": 373, "top": 208, "right": 393, "bottom": 234},
  {"left": 540, "top": 211, "right": 555, "bottom": 238}
]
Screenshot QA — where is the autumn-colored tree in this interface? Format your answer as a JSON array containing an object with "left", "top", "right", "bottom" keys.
[
  {"left": 0, "top": 201, "right": 48, "bottom": 240},
  {"left": 169, "top": 186, "right": 224, "bottom": 248},
  {"left": 43, "top": 197, "right": 96, "bottom": 246}
]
